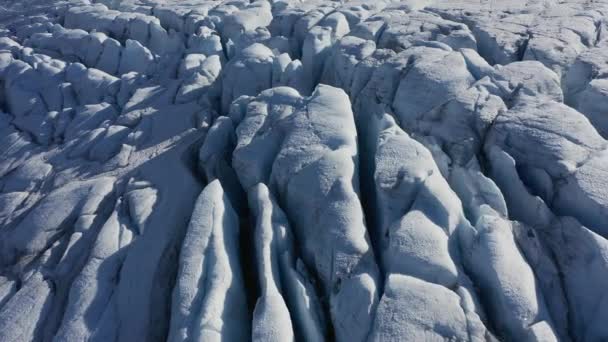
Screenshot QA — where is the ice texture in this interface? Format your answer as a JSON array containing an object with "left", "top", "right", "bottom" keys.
[{"left": 0, "top": 0, "right": 607, "bottom": 341}]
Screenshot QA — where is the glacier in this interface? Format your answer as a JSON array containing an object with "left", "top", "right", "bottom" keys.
[{"left": 0, "top": 0, "right": 607, "bottom": 341}]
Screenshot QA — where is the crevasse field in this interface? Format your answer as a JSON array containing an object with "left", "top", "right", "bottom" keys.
[{"left": 0, "top": 0, "right": 606, "bottom": 341}]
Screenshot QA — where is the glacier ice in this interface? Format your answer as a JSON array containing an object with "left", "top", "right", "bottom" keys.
[{"left": 0, "top": 0, "right": 608, "bottom": 341}]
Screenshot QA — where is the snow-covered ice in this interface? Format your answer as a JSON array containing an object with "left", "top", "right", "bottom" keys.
[{"left": 0, "top": 0, "right": 607, "bottom": 341}]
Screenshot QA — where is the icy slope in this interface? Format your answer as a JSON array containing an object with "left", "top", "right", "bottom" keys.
[{"left": 0, "top": 0, "right": 607, "bottom": 341}]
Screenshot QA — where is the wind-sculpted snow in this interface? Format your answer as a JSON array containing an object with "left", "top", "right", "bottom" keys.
[{"left": 1, "top": 0, "right": 608, "bottom": 341}]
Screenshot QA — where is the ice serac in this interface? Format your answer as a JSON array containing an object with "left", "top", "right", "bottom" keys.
[
  {"left": 370, "top": 274, "right": 470, "bottom": 342},
  {"left": 461, "top": 212, "right": 558, "bottom": 341},
  {"left": 429, "top": 2, "right": 604, "bottom": 78},
  {"left": 64, "top": 4, "right": 184, "bottom": 56},
  {"left": 198, "top": 115, "right": 246, "bottom": 212},
  {"left": 248, "top": 183, "right": 325, "bottom": 342},
  {"left": 364, "top": 111, "right": 489, "bottom": 341},
  {"left": 54, "top": 205, "right": 130, "bottom": 342},
  {"left": 220, "top": 42, "right": 304, "bottom": 114},
  {"left": 221, "top": 43, "right": 275, "bottom": 113},
  {"left": 540, "top": 217, "right": 608, "bottom": 341},
  {"left": 365, "top": 101, "right": 559, "bottom": 342},
  {"left": 233, "top": 85, "right": 380, "bottom": 342},
  {"left": 168, "top": 180, "right": 248, "bottom": 342},
  {"left": 565, "top": 46, "right": 608, "bottom": 137},
  {"left": 1, "top": 1, "right": 608, "bottom": 341},
  {"left": 485, "top": 100, "right": 608, "bottom": 237},
  {"left": 222, "top": 0, "right": 273, "bottom": 58},
  {"left": 392, "top": 47, "right": 475, "bottom": 130},
  {"left": 0, "top": 177, "right": 115, "bottom": 268},
  {"left": 326, "top": 39, "right": 505, "bottom": 165},
  {"left": 483, "top": 61, "right": 564, "bottom": 106},
  {"left": 0, "top": 274, "right": 53, "bottom": 342},
  {"left": 249, "top": 182, "right": 294, "bottom": 342}
]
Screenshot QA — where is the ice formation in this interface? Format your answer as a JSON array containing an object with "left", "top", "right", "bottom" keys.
[{"left": 0, "top": 0, "right": 607, "bottom": 341}]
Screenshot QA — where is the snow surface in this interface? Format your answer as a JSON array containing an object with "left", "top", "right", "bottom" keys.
[{"left": 0, "top": 0, "right": 607, "bottom": 341}]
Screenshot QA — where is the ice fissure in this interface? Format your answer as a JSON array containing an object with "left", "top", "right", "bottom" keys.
[{"left": 1, "top": 0, "right": 608, "bottom": 341}]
